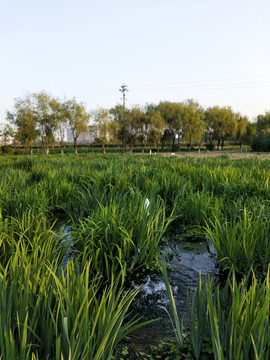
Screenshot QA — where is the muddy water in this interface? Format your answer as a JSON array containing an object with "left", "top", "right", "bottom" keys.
[{"left": 129, "top": 241, "right": 218, "bottom": 340}]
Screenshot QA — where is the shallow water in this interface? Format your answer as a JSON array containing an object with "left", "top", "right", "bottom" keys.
[
  {"left": 57, "top": 223, "right": 218, "bottom": 340},
  {"left": 129, "top": 241, "right": 218, "bottom": 339}
]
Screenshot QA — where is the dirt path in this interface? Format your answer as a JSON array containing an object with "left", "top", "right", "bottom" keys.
[{"left": 155, "top": 151, "right": 270, "bottom": 160}]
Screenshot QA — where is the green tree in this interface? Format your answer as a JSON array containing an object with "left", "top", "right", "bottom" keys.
[
  {"left": 0, "top": 124, "right": 15, "bottom": 146},
  {"left": 33, "top": 91, "right": 57, "bottom": 155},
  {"left": 182, "top": 99, "right": 205, "bottom": 149},
  {"left": 107, "top": 119, "right": 119, "bottom": 147},
  {"left": 50, "top": 97, "right": 67, "bottom": 155},
  {"left": 93, "top": 108, "right": 110, "bottom": 154},
  {"left": 6, "top": 96, "right": 39, "bottom": 155},
  {"left": 235, "top": 113, "right": 249, "bottom": 149},
  {"left": 244, "top": 122, "right": 257, "bottom": 145},
  {"left": 129, "top": 106, "right": 146, "bottom": 152},
  {"left": 157, "top": 102, "right": 184, "bottom": 150},
  {"left": 65, "top": 99, "right": 90, "bottom": 155},
  {"left": 148, "top": 109, "right": 164, "bottom": 152},
  {"left": 110, "top": 105, "right": 130, "bottom": 152},
  {"left": 205, "top": 106, "right": 237, "bottom": 150},
  {"left": 256, "top": 112, "right": 270, "bottom": 133}
]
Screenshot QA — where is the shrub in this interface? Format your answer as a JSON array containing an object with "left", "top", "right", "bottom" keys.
[
  {"left": 252, "top": 133, "right": 270, "bottom": 152},
  {"left": 14, "top": 148, "right": 28, "bottom": 155},
  {"left": 1, "top": 145, "right": 14, "bottom": 155},
  {"left": 206, "top": 142, "right": 215, "bottom": 151}
]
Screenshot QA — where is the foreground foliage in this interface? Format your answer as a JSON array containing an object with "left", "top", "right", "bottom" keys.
[
  {"left": 0, "top": 214, "right": 146, "bottom": 360},
  {"left": 163, "top": 265, "right": 270, "bottom": 360},
  {"left": 0, "top": 154, "right": 270, "bottom": 359}
]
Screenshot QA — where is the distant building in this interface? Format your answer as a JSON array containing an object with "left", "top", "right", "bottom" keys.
[
  {"left": 0, "top": 137, "right": 13, "bottom": 146},
  {"left": 66, "top": 125, "right": 100, "bottom": 143}
]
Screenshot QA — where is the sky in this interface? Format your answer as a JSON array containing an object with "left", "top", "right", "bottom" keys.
[{"left": 0, "top": 0, "right": 270, "bottom": 124}]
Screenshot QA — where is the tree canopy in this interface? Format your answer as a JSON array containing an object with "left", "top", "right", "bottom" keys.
[{"left": 6, "top": 91, "right": 258, "bottom": 153}]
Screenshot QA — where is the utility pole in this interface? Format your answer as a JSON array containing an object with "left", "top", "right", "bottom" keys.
[{"left": 119, "top": 84, "right": 128, "bottom": 108}]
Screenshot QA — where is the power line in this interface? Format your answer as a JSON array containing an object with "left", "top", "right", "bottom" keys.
[
  {"left": 130, "top": 80, "right": 270, "bottom": 93},
  {"left": 76, "top": 75, "right": 270, "bottom": 103},
  {"left": 130, "top": 74, "right": 270, "bottom": 89},
  {"left": 77, "top": 88, "right": 117, "bottom": 100}
]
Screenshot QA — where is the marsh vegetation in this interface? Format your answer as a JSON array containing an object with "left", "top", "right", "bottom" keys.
[{"left": 0, "top": 154, "right": 269, "bottom": 359}]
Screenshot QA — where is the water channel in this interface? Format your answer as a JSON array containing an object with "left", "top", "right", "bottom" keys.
[
  {"left": 129, "top": 240, "right": 219, "bottom": 340},
  {"left": 58, "top": 225, "right": 219, "bottom": 342}
]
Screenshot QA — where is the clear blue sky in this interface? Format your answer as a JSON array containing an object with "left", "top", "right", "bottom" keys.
[{"left": 1, "top": 0, "right": 270, "bottom": 123}]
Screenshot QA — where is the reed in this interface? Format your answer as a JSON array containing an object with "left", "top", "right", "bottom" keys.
[
  {"left": 72, "top": 189, "right": 174, "bottom": 281},
  {"left": 0, "top": 241, "right": 146, "bottom": 359},
  {"left": 205, "top": 207, "right": 270, "bottom": 275},
  {"left": 162, "top": 261, "right": 184, "bottom": 349}
]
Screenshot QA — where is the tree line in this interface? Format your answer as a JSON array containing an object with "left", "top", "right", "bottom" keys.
[{"left": 1, "top": 91, "right": 268, "bottom": 154}]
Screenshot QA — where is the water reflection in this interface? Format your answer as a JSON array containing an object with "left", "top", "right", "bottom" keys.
[{"left": 130, "top": 241, "right": 219, "bottom": 339}]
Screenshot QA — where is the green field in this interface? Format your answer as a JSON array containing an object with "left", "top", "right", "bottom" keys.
[{"left": 0, "top": 154, "right": 269, "bottom": 359}]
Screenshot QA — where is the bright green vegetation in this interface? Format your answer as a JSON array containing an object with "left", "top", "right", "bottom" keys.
[
  {"left": 0, "top": 154, "right": 270, "bottom": 359},
  {"left": 0, "top": 213, "right": 150, "bottom": 360}
]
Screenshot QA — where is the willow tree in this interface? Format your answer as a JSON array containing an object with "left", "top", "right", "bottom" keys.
[
  {"left": 157, "top": 101, "right": 184, "bottom": 150},
  {"left": 7, "top": 95, "right": 39, "bottom": 155},
  {"left": 182, "top": 99, "right": 205, "bottom": 149},
  {"left": 0, "top": 124, "right": 15, "bottom": 146},
  {"left": 235, "top": 113, "right": 249, "bottom": 150},
  {"left": 65, "top": 99, "right": 90, "bottom": 155},
  {"left": 110, "top": 105, "right": 130, "bottom": 152},
  {"left": 129, "top": 106, "right": 146, "bottom": 152},
  {"left": 33, "top": 91, "right": 57, "bottom": 155},
  {"left": 256, "top": 112, "right": 270, "bottom": 133},
  {"left": 93, "top": 108, "right": 110, "bottom": 154},
  {"left": 50, "top": 98, "right": 68, "bottom": 155},
  {"left": 147, "top": 108, "right": 164, "bottom": 152},
  {"left": 205, "top": 106, "right": 237, "bottom": 150}
]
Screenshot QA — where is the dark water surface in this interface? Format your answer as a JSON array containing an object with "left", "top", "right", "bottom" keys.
[{"left": 129, "top": 241, "right": 219, "bottom": 340}]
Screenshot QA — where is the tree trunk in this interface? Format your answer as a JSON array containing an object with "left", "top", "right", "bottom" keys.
[
  {"left": 30, "top": 146, "right": 33, "bottom": 155},
  {"left": 130, "top": 140, "right": 133, "bottom": 153},
  {"left": 221, "top": 138, "right": 224, "bottom": 150},
  {"left": 171, "top": 135, "right": 175, "bottom": 151},
  {"left": 217, "top": 138, "right": 220, "bottom": 150},
  {"left": 46, "top": 141, "right": 49, "bottom": 155},
  {"left": 143, "top": 141, "right": 146, "bottom": 153},
  {"left": 74, "top": 138, "right": 78, "bottom": 155},
  {"left": 102, "top": 142, "right": 106, "bottom": 154},
  {"left": 60, "top": 141, "right": 64, "bottom": 155}
]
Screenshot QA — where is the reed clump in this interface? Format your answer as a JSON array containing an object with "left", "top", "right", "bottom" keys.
[{"left": 0, "top": 213, "right": 147, "bottom": 360}]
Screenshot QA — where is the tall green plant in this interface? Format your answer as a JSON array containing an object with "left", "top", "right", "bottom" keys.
[
  {"left": 0, "top": 252, "right": 148, "bottom": 359},
  {"left": 73, "top": 190, "right": 174, "bottom": 281},
  {"left": 162, "top": 261, "right": 183, "bottom": 349},
  {"left": 205, "top": 208, "right": 270, "bottom": 275}
]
